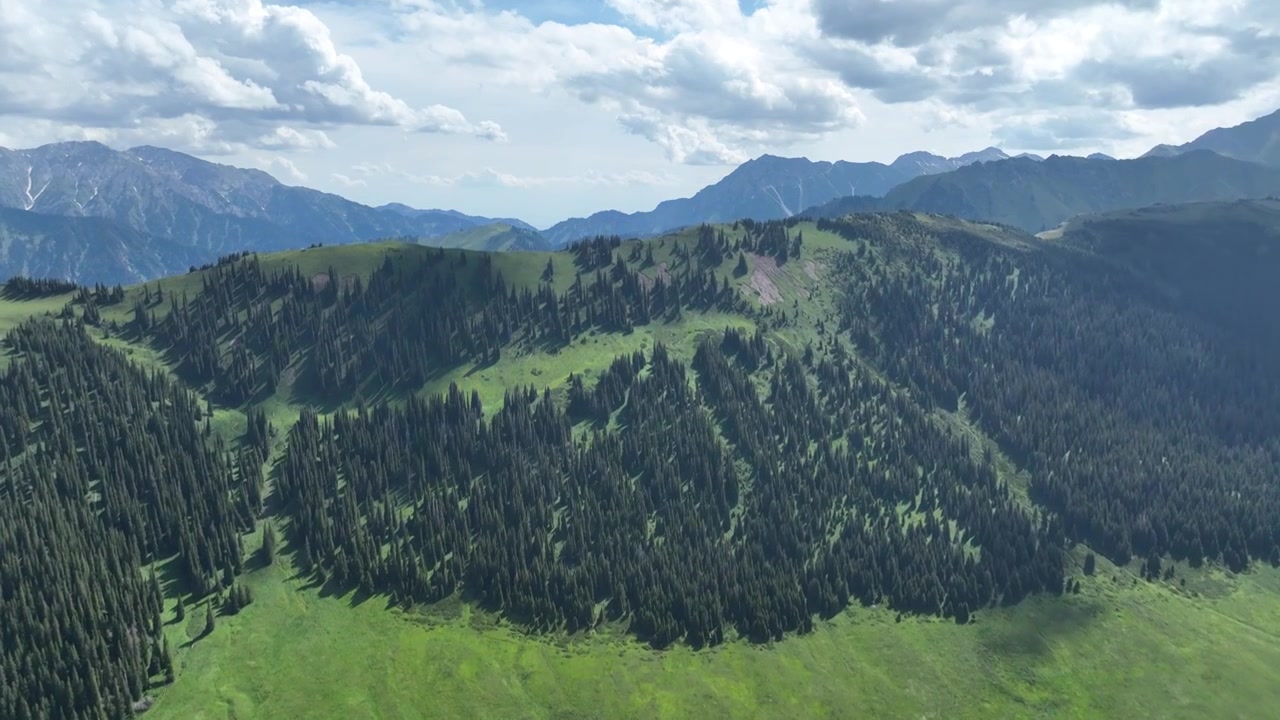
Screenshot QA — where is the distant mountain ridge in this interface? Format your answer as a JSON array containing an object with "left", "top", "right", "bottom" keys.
[
  {"left": 377, "top": 203, "right": 538, "bottom": 233},
  {"left": 1143, "top": 108, "right": 1280, "bottom": 167},
  {"left": 0, "top": 207, "right": 202, "bottom": 285},
  {"left": 7, "top": 106, "right": 1280, "bottom": 285},
  {"left": 0, "top": 141, "right": 538, "bottom": 282},
  {"left": 540, "top": 147, "right": 1012, "bottom": 246},
  {"left": 807, "top": 150, "right": 1280, "bottom": 233}
]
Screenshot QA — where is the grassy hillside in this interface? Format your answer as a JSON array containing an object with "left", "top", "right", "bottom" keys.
[
  {"left": 428, "top": 222, "right": 553, "bottom": 252},
  {"left": 5, "top": 207, "right": 1280, "bottom": 718},
  {"left": 0, "top": 288, "right": 75, "bottom": 337},
  {"left": 149, "top": 525, "right": 1280, "bottom": 720}
]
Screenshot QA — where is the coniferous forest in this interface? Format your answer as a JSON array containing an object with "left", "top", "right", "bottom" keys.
[
  {"left": 2, "top": 205, "right": 1280, "bottom": 717},
  {"left": 0, "top": 321, "right": 255, "bottom": 719}
]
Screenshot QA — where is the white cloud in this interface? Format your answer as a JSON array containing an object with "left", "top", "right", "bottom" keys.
[
  {"left": 805, "top": 0, "right": 1280, "bottom": 151},
  {"left": 618, "top": 113, "right": 750, "bottom": 165},
  {"left": 395, "top": 0, "right": 863, "bottom": 164},
  {"left": 2, "top": 0, "right": 1279, "bottom": 225},
  {"left": 331, "top": 172, "right": 367, "bottom": 187},
  {"left": 0, "top": 0, "right": 503, "bottom": 154},
  {"left": 256, "top": 126, "right": 336, "bottom": 151},
  {"left": 258, "top": 155, "right": 309, "bottom": 183}
]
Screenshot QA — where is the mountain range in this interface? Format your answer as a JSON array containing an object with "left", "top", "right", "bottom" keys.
[
  {"left": 807, "top": 150, "right": 1280, "bottom": 232},
  {"left": 3, "top": 107, "right": 1280, "bottom": 283},
  {"left": 538, "top": 109, "right": 1280, "bottom": 244},
  {"left": 0, "top": 207, "right": 204, "bottom": 284},
  {"left": 539, "top": 147, "right": 1012, "bottom": 245},
  {"left": 0, "top": 142, "right": 530, "bottom": 282},
  {"left": 1142, "top": 108, "right": 1280, "bottom": 167}
]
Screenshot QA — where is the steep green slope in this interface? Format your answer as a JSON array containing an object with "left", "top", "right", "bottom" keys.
[
  {"left": 1056, "top": 198, "right": 1280, "bottom": 339},
  {"left": 4, "top": 206, "right": 1280, "bottom": 718}
]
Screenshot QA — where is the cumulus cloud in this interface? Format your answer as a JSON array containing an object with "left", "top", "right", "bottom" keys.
[
  {"left": 807, "top": 0, "right": 1280, "bottom": 149},
  {"left": 0, "top": 0, "right": 502, "bottom": 154},
  {"left": 331, "top": 172, "right": 367, "bottom": 188},
  {"left": 258, "top": 155, "right": 309, "bottom": 183},
  {"left": 812, "top": 0, "right": 1158, "bottom": 48},
  {"left": 618, "top": 113, "right": 750, "bottom": 165},
  {"left": 255, "top": 126, "right": 336, "bottom": 151},
  {"left": 397, "top": 0, "right": 862, "bottom": 164},
  {"left": 4, "top": 0, "right": 1279, "bottom": 184}
]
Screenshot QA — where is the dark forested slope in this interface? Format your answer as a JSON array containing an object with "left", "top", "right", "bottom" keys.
[
  {"left": 809, "top": 151, "right": 1280, "bottom": 233},
  {"left": 0, "top": 319, "right": 259, "bottom": 720},
  {"left": 825, "top": 206, "right": 1280, "bottom": 569}
]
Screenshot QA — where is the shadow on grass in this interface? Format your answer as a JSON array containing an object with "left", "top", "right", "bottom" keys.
[
  {"left": 976, "top": 595, "right": 1107, "bottom": 660},
  {"left": 152, "top": 553, "right": 200, "bottom": 604}
]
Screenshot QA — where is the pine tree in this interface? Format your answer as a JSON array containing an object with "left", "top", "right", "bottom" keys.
[
  {"left": 203, "top": 604, "right": 216, "bottom": 637},
  {"left": 261, "top": 523, "right": 277, "bottom": 566}
]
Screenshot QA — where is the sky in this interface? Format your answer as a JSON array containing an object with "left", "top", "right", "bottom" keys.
[{"left": 1, "top": 0, "right": 1278, "bottom": 228}]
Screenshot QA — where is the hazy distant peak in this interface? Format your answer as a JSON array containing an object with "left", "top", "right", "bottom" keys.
[
  {"left": 954, "top": 147, "right": 1010, "bottom": 164},
  {"left": 1141, "top": 144, "right": 1182, "bottom": 158}
]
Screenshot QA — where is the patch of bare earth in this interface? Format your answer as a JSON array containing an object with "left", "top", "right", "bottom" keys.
[
  {"left": 746, "top": 253, "right": 782, "bottom": 305},
  {"left": 804, "top": 259, "right": 821, "bottom": 281},
  {"left": 311, "top": 273, "right": 358, "bottom": 293},
  {"left": 639, "top": 262, "right": 673, "bottom": 292}
]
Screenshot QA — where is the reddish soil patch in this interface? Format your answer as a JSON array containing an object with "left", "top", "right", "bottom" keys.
[{"left": 656, "top": 262, "right": 672, "bottom": 286}]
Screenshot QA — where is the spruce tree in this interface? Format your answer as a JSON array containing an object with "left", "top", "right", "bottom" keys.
[{"left": 261, "top": 523, "right": 277, "bottom": 566}]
